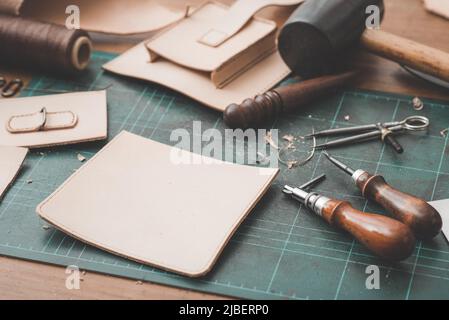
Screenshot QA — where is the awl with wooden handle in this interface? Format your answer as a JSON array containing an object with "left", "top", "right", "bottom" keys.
[
  {"left": 223, "top": 71, "right": 357, "bottom": 129},
  {"left": 283, "top": 174, "right": 416, "bottom": 261},
  {"left": 278, "top": 0, "right": 449, "bottom": 88},
  {"left": 323, "top": 152, "right": 443, "bottom": 240}
]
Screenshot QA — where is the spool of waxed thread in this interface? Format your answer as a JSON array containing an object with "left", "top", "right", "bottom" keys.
[{"left": 0, "top": 14, "right": 92, "bottom": 74}]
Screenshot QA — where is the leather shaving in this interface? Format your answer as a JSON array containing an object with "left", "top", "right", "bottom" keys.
[
  {"left": 278, "top": 129, "right": 316, "bottom": 169},
  {"left": 256, "top": 152, "right": 270, "bottom": 165},
  {"left": 77, "top": 154, "right": 87, "bottom": 162},
  {"left": 441, "top": 128, "right": 449, "bottom": 137}
]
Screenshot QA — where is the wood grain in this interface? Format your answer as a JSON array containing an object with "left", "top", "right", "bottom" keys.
[
  {"left": 0, "top": 0, "right": 448, "bottom": 299},
  {"left": 321, "top": 199, "right": 416, "bottom": 261},
  {"left": 361, "top": 29, "right": 449, "bottom": 84},
  {"left": 355, "top": 172, "right": 443, "bottom": 241}
]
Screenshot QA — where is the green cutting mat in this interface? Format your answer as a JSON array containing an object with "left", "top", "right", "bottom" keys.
[{"left": 1, "top": 52, "right": 449, "bottom": 300}]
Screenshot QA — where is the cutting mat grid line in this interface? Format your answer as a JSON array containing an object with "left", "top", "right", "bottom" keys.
[{"left": 1, "top": 52, "right": 448, "bottom": 300}]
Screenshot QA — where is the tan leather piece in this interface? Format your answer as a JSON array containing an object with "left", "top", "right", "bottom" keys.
[
  {"left": 11, "top": 0, "right": 218, "bottom": 35},
  {"left": 37, "top": 131, "right": 279, "bottom": 277},
  {"left": 0, "top": 90, "right": 107, "bottom": 148},
  {"left": 198, "top": 0, "right": 303, "bottom": 47},
  {"left": 0, "top": 0, "right": 296, "bottom": 35},
  {"left": 7, "top": 109, "right": 78, "bottom": 134},
  {"left": 0, "top": 146, "right": 28, "bottom": 200},
  {"left": 104, "top": 42, "right": 290, "bottom": 111},
  {"left": 0, "top": 0, "right": 24, "bottom": 15},
  {"left": 423, "top": 0, "right": 449, "bottom": 20},
  {"left": 146, "top": 2, "right": 277, "bottom": 88},
  {"left": 147, "top": 2, "right": 276, "bottom": 71}
]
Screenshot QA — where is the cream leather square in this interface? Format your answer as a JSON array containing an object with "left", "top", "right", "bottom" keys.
[
  {"left": 0, "top": 146, "right": 28, "bottom": 200},
  {"left": 0, "top": 90, "right": 108, "bottom": 148},
  {"left": 37, "top": 131, "right": 279, "bottom": 277}
]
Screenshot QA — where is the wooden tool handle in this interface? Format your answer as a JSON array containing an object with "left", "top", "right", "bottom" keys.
[
  {"left": 361, "top": 29, "right": 449, "bottom": 83},
  {"left": 356, "top": 172, "right": 442, "bottom": 240},
  {"left": 321, "top": 199, "right": 416, "bottom": 261},
  {"left": 223, "top": 71, "right": 357, "bottom": 129}
]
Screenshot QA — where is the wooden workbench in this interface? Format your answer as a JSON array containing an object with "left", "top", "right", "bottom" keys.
[{"left": 1, "top": 0, "right": 448, "bottom": 300}]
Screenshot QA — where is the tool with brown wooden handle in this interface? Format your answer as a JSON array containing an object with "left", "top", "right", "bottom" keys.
[
  {"left": 361, "top": 29, "right": 449, "bottom": 84},
  {"left": 278, "top": 0, "right": 449, "bottom": 86},
  {"left": 283, "top": 174, "right": 416, "bottom": 261},
  {"left": 223, "top": 71, "right": 357, "bottom": 129},
  {"left": 324, "top": 152, "right": 443, "bottom": 240}
]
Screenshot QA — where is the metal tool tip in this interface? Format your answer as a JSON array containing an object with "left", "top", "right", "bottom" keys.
[{"left": 282, "top": 185, "right": 294, "bottom": 195}]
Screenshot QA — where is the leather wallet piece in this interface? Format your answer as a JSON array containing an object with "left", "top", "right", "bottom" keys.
[
  {"left": 37, "top": 131, "right": 279, "bottom": 277},
  {"left": 0, "top": 90, "right": 108, "bottom": 148},
  {"left": 0, "top": 146, "right": 28, "bottom": 200}
]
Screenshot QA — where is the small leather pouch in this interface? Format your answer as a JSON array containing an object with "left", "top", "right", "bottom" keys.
[
  {"left": 0, "top": 90, "right": 108, "bottom": 148},
  {"left": 146, "top": 2, "right": 277, "bottom": 89},
  {"left": 104, "top": 1, "right": 303, "bottom": 111}
]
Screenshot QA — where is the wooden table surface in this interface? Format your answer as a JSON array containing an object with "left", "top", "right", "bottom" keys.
[{"left": 1, "top": 0, "right": 449, "bottom": 300}]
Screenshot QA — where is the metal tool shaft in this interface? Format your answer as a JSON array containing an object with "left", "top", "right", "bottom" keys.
[
  {"left": 323, "top": 152, "right": 355, "bottom": 176},
  {"left": 306, "top": 121, "right": 404, "bottom": 138}
]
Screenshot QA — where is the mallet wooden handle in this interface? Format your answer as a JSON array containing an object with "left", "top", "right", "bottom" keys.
[
  {"left": 355, "top": 171, "right": 443, "bottom": 240},
  {"left": 223, "top": 71, "right": 357, "bottom": 129},
  {"left": 321, "top": 200, "right": 416, "bottom": 261},
  {"left": 361, "top": 29, "right": 449, "bottom": 84}
]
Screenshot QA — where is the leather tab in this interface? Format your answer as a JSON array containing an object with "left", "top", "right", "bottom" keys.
[
  {"left": 7, "top": 108, "right": 78, "bottom": 134},
  {"left": 198, "top": 0, "right": 303, "bottom": 47}
]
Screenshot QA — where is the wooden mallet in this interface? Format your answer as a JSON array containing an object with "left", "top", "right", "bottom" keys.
[{"left": 278, "top": 0, "right": 449, "bottom": 82}]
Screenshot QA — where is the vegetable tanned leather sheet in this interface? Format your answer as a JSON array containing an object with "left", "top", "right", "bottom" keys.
[{"left": 37, "top": 131, "right": 279, "bottom": 277}]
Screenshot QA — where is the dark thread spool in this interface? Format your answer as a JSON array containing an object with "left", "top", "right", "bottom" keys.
[{"left": 0, "top": 14, "right": 92, "bottom": 74}]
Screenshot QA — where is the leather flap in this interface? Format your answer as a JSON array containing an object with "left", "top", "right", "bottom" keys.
[
  {"left": 37, "top": 131, "right": 279, "bottom": 277},
  {"left": 197, "top": 0, "right": 303, "bottom": 47},
  {"left": 146, "top": 2, "right": 277, "bottom": 88},
  {"left": 0, "top": 90, "right": 108, "bottom": 148}
]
